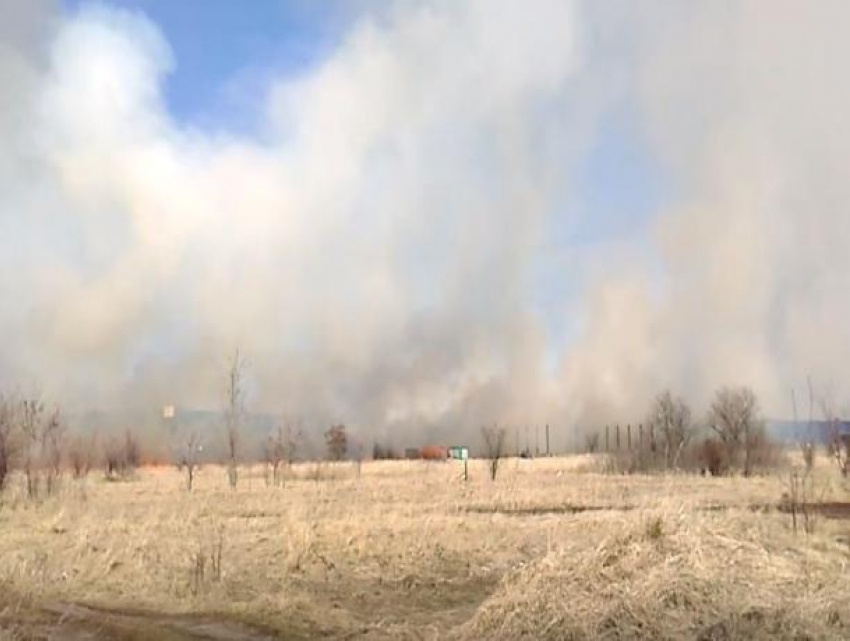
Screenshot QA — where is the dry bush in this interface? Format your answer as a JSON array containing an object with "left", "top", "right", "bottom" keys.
[
  {"left": 782, "top": 469, "right": 822, "bottom": 535},
  {"left": 177, "top": 431, "right": 202, "bottom": 491},
  {"left": 67, "top": 432, "right": 97, "bottom": 480},
  {"left": 0, "top": 394, "right": 18, "bottom": 492},
  {"left": 481, "top": 425, "right": 507, "bottom": 481},
  {"left": 41, "top": 411, "right": 64, "bottom": 496},
  {"left": 14, "top": 399, "right": 66, "bottom": 499},
  {"left": 20, "top": 399, "right": 44, "bottom": 499},
  {"left": 601, "top": 391, "right": 697, "bottom": 475},
  {"left": 372, "top": 441, "right": 398, "bottom": 460},
  {"left": 825, "top": 415, "right": 849, "bottom": 478},
  {"left": 694, "top": 438, "right": 728, "bottom": 476},
  {"left": 104, "top": 430, "right": 142, "bottom": 481},
  {"left": 461, "top": 511, "right": 850, "bottom": 640},
  {"left": 746, "top": 431, "right": 787, "bottom": 472},
  {"left": 325, "top": 424, "right": 348, "bottom": 461},
  {"left": 708, "top": 386, "right": 767, "bottom": 476},
  {"left": 649, "top": 390, "right": 695, "bottom": 469},
  {"left": 584, "top": 433, "right": 599, "bottom": 454},
  {"left": 263, "top": 422, "right": 298, "bottom": 487}
]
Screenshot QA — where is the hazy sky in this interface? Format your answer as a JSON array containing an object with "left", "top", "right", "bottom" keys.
[{"left": 2, "top": 1, "right": 849, "bottom": 441}]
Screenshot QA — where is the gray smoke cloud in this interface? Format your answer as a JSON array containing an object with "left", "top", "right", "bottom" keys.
[
  {"left": 558, "top": 1, "right": 850, "bottom": 428},
  {"left": 1, "top": 0, "right": 848, "bottom": 445}
]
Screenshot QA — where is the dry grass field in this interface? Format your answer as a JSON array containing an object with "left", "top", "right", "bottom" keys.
[{"left": 1, "top": 455, "right": 849, "bottom": 640}]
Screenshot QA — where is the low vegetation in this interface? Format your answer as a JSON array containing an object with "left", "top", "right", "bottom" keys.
[
  {"left": 0, "top": 380, "right": 847, "bottom": 638},
  {"left": 0, "top": 453, "right": 847, "bottom": 639}
]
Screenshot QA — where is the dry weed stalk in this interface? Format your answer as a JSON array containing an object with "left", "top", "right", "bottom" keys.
[{"left": 189, "top": 523, "right": 225, "bottom": 596}]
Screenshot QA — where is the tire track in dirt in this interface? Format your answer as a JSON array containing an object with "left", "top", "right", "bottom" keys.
[{"left": 35, "top": 602, "right": 281, "bottom": 640}]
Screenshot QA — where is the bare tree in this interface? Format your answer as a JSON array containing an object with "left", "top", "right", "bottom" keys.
[
  {"left": 223, "top": 350, "right": 246, "bottom": 489},
  {"left": 649, "top": 391, "right": 694, "bottom": 469},
  {"left": 20, "top": 398, "right": 45, "bottom": 499},
  {"left": 708, "top": 386, "right": 765, "bottom": 476},
  {"left": 15, "top": 397, "right": 66, "bottom": 498},
  {"left": 821, "top": 398, "right": 849, "bottom": 477},
  {"left": 325, "top": 424, "right": 348, "bottom": 461},
  {"left": 0, "top": 393, "right": 18, "bottom": 491},
  {"left": 828, "top": 427, "right": 849, "bottom": 478},
  {"left": 42, "top": 410, "right": 65, "bottom": 496},
  {"left": 265, "top": 420, "right": 299, "bottom": 487},
  {"left": 179, "top": 431, "right": 203, "bottom": 491},
  {"left": 482, "top": 425, "right": 507, "bottom": 481}
]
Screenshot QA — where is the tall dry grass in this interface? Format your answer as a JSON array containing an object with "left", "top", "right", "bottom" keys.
[{"left": 0, "top": 455, "right": 847, "bottom": 638}]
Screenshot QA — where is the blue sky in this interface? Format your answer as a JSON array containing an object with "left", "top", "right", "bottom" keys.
[{"left": 64, "top": 0, "right": 359, "bottom": 130}]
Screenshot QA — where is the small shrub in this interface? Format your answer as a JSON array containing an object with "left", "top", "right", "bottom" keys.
[
  {"left": 645, "top": 516, "right": 664, "bottom": 540},
  {"left": 696, "top": 438, "right": 727, "bottom": 476},
  {"left": 325, "top": 424, "right": 348, "bottom": 461},
  {"left": 782, "top": 469, "right": 821, "bottom": 535},
  {"left": 104, "top": 430, "right": 143, "bottom": 480},
  {"left": 372, "top": 441, "right": 398, "bottom": 460}
]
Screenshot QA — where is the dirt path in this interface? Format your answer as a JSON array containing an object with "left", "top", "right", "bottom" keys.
[
  {"left": 464, "top": 501, "right": 850, "bottom": 519},
  {"left": 1, "top": 575, "right": 496, "bottom": 641},
  {"left": 2, "top": 602, "right": 281, "bottom": 641}
]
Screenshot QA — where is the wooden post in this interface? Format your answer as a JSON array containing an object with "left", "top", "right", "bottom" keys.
[
  {"left": 535, "top": 425, "right": 540, "bottom": 457},
  {"left": 545, "top": 424, "right": 550, "bottom": 456},
  {"left": 605, "top": 425, "right": 610, "bottom": 452},
  {"left": 639, "top": 423, "right": 644, "bottom": 449},
  {"left": 627, "top": 424, "right": 632, "bottom": 450},
  {"left": 615, "top": 424, "right": 621, "bottom": 450}
]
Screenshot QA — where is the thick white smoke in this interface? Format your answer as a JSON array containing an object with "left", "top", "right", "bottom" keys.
[{"left": 1, "top": 1, "right": 849, "bottom": 445}]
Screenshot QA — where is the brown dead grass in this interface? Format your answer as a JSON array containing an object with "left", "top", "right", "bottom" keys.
[{"left": 0, "top": 455, "right": 848, "bottom": 639}]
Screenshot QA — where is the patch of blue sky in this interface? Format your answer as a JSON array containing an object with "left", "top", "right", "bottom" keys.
[{"left": 62, "top": 0, "right": 360, "bottom": 135}]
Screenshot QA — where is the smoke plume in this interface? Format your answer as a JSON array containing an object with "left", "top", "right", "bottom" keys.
[{"left": 1, "top": 1, "right": 848, "bottom": 445}]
